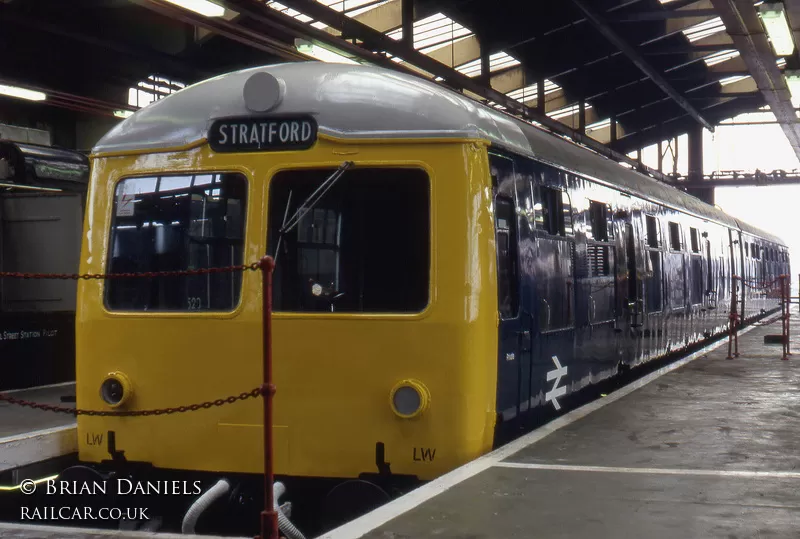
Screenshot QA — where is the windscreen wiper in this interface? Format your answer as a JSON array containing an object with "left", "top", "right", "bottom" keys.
[
  {"left": 281, "top": 161, "right": 353, "bottom": 234},
  {"left": 273, "top": 160, "right": 354, "bottom": 264}
]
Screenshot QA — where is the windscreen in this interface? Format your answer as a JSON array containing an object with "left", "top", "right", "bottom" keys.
[
  {"left": 105, "top": 172, "right": 247, "bottom": 311},
  {"left": 268, "top": 167, "right": 429, "bottom": 313}
]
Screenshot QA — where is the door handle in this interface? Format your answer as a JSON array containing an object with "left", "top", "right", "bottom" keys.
[{"left": 517, "top": 329, "right": 531, "bottom": 352}]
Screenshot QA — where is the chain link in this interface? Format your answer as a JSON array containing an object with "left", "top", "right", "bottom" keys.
[
  {"left": 737, "top": 276, "right": 783, "bottom": 291},
  {"left": 0, "top": 262, "right": 262, "bottom": 281},
  {"left": 0, "top": 386, "right": 268, "bottom": 416},
  {"left": 0, "top": 260, "right": 271, "bottom": 416}
]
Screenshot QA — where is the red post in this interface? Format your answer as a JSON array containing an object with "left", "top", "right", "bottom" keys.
[
  {"left": 782, "top": 274, "right": 790, "bottom": 361},
  {"left": 727, "top": 276, "right": 739, "bottom": 359},
  {"left": 787, "top": 274, "right": 792, "bottom": 357},
  {"left": 258, "top": 256, "right": 279, "bottom": 539}
]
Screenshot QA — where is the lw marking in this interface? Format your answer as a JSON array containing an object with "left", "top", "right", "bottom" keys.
[
  {"left": 86, "top": 433, "right": 103, "bottom": 446},
  {"left": 545, "top": 355, "right": 568, "bottom": 410},
  {"left": 413, "top": 448, "right": 436, "bottom": 462}
]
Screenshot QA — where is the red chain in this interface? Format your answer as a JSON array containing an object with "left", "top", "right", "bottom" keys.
[
  {"left": 739, "top": 277, "right": 782, "bottom": 291},
  {"left": 0, "top": 386, "right": 267, "bottom": 416},
  {"left": 0, "top": 261, "right": 269, "bottom": 416},
  {"left": 0, "top": 262, "right": 262, "bottom": 280}
]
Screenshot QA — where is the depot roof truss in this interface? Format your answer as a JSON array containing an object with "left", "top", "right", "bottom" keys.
[{"left": 128, "top": 0, "right": 789, "bottom": 166}]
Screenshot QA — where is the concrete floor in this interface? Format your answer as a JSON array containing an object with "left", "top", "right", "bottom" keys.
[
  {"left": 341, "top": 312, "right": 800, "bottom": 539},
  {"left": 0, "top": 383, "right": 76, "bottom": 439},
  {"left": 0, "top": 522, "right": 235, "bottom": 539}
]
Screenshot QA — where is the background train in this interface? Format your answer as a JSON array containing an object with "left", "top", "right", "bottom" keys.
[
  {"left": 66, "top": 62, "right": 788, "bottom": 536},
  {"left": 0, "top": 127, "right": 89, "bottom": 391}
]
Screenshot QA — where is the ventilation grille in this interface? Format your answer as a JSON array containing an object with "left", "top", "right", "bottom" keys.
[{"left": 588, "top": 243, "right": 610, "bottom": 277}]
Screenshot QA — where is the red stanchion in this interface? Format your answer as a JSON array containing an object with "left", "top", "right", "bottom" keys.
[
  {"left": 0, "top": 262, "right": 282, "bottom": 537},
  {"left": 258, "top": 256, "right": 279, "bottom": 539},
  {"left": 782, "top": 274, "right": 791, "bottom": 361},
  {"left": 727, "top": 275, "right": 740, "bottom": 360}
]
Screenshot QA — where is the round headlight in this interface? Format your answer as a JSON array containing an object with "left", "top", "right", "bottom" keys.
[
  {"left": 100, "top": 372, "right": 132, "bottom": 408},
  {"left": 389, "top": 379, "right": 430, "bottom": 419}
]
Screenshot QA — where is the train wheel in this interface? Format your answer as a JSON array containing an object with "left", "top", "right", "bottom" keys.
[{"left": 322, "top": 479, "right": 390, "bottom": 530}]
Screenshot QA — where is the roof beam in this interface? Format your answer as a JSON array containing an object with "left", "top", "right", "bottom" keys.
[
  {"left": 708, "top": 0, "right": 800, "bottom": 163},
  {"left": 610, "top": 8, "right": 718, "bottom": 22},
  {"left": 568, "top": 0, "right": 714, "bottom": 131},
  {"left": 233, "top": 0, "right": 668, "bottom": 181},
  {"left": 614, "top": 96, "right": 764, "bottom": 152}
]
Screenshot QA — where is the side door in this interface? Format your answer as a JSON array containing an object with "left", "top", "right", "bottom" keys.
[
  {"left": 613, "top": 208, "right": 644, "bottom": 364},
  {"left": 489, "top": 153, "right": 528, "bottom": 432}
]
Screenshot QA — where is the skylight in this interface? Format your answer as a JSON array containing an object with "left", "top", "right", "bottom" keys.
[
  {"left": 456, "top": 52, "right": 520, "bottom": 77},
  {"left": 586, "top": 118, "right": 612, "bottom": 132},
  {"left": 683, "top": 16, "right": 726, "bottom": 42},
  {"left": 720, "top": 74, "right": 750, "bottom": 86},
  {"left": 128, "top": 75, "right": 186, "bottom": 108},
  {"left": 264, "top": 0, "right": 392, "bottom": 30},
  {"left": 704, "top": 49, "right": 740, "bottom": 66},
  {"left": 263, "top": 1, "right": 325, "bottom": 28},
  {"left": 548, "top": 103, "right": 592, "bottom": 121},
  {"left": 485, "top": 79, "right": 562, "bottom": 110},
  {"left": 386, "top": 13, "right": 473, "bottom": 53}
]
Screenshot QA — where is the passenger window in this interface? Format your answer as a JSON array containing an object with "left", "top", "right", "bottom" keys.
[
  {"left": 588, "top": 200, "right": 610, "bottom": 241},
  {"left": 535, "top": 185, "right": 565, "bottom": 236},
  {"left": 668, "top": 222, "right": 682, "bottom": 251},
  {"left": 646, "top": 215, "right": 660, "bottom": 248},
  {"left": 745, "top": 242, "right": 749, "bottom": 257},
  {"left": 690, "top": 227, "right": 700, "bottom": 253},
  {"left": 495, "top": 196, "right": 519, "bottom": 319}
]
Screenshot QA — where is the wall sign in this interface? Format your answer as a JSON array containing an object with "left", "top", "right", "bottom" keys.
[{"left": 209, "top": 116, "right": 318, "bottom": 152}]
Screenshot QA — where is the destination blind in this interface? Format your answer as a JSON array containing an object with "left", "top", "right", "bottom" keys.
[{"left": 209, "top": 116, "right": 318, "bottom": 152}]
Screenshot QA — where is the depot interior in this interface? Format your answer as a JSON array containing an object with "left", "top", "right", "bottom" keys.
[{"left": 1, "top": 0, "right": 800, "bottom": 440}]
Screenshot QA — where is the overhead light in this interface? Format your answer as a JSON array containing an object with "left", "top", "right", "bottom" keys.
[
  {"left": 785, "top": 70, "right": 800, "bottom": 107},
  {"left": 162, "top": 0, "right": 225, "bottom": 17},
  {"left": 114, "top": 110, "right": 134, "bottom": 119},
  {"left": 295, "top": 39, "right": 360, "bottom": 65},
  {"left": 759, "top": 3, "right": 795, "bottom": 56},
  {"left": 0, "top": 84, "right": 46, "bottom": 102}
]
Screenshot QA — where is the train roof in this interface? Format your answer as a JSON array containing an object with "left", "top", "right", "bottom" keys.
[{"left": 93, "top": 62, "right": 785, "bottom": 246}]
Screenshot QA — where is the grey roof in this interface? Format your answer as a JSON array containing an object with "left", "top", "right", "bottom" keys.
[{"left": 93, "top": 62, "right": 785, "bottom": 246}]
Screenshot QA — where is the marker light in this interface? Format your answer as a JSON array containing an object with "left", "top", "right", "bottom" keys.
[
  {"left": 100, "top": 372, "right": 132, "bottom": 408},
  {"left": 759, "top": 3, "right": 795, "bottom": 56},
  {"left": 162, "top": 0, "right": 225, "bottom": 17},
  {"left": 389, "top": 379, "right": 430, "bottom": 419},
  {"left": 0, "top": 84, "right": 46, "bottom": 102}
]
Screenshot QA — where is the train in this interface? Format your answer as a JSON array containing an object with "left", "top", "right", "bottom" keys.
[{"left": 65, "top": 62, "right": 788, "bottom": 536}]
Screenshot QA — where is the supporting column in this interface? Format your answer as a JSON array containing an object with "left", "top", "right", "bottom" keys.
[
  {"left": 578, "top": 101, "right": 586, "bottom": 134},
  {"left": 686, "top": 123, "right": 714, "bottom": 205},
  {"left": 480, "top": 36, "right": 491, "bottom": 87},
  {"left": 610, "top": 114, "right": 617, "bottom": 143},
  {"left": 402, "top": 0, "right": 414, "bottom": 47},
  {"left": 537, "top": 76, "right": 545, "bottom": 114}
]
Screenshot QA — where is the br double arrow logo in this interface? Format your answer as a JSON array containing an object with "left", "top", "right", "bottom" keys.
[{"left": 545, "top": 355, "right": 568, "bottom": 410}]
